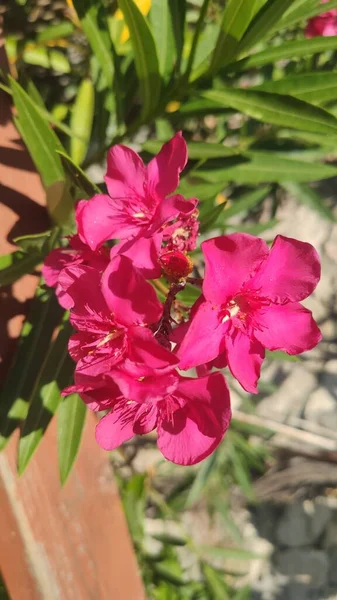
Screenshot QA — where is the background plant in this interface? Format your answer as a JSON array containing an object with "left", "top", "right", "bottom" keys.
[{"left": 1, "top": 0, "right": 337, "bottom": 596}]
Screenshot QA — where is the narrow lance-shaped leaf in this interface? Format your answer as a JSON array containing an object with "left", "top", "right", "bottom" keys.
[
  {"left": 282, "top": 182, "right": 336, "bottom": 222},
  {"left": 18, "top": 318, "right": 74, "bottom": 475},
  {"left": 276, "top": 0, "right": 337, "bottom": 33},
  {"left": 70, "top": 78, "right": 95, "bottom": 165},
  {"left": 0, "top": 288, "right": 64, "bottom": 450},
  {"left": 194, "top": 153, "right": 337, "bottom": 184},
  {"left": 150, "top": 0, "right": 176, "bottom": 80},
  {"left": 57, "top": 150, "right": 101, "bottom": 197},
  {"left": 256, "top": 72, "right": 337, "bottom": 107},
  {"left": 236, "top": 0, "right": 297, "bottom": 55},
  {"left": 230, "top": 37, "right": 337, "bottom": 71},
  {"left": 118, "top": 0, "right": 161, "bottom": 121},
  {"left": 210, "top": 0, "right": 267, "bottom": 72},
  {"left": 169, "top": 0, "right": 186, "bottom": 75},
  {"left": 73, "top": 0, "right": 115, "bottom": 86},
  {"left": 10, "top": 76, "right": 64, "bottom": 188},
  {"left": 202, "top": 88, "right": 337, "bottom": 136},
  {"left": 0, "top": 251, "right": 42, "bottom": 287},
  {"left": 58, "top": 393, "right": 87, "bottom": 485}
]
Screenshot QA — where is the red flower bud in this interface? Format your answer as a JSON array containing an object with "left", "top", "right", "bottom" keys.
[{"left": 159, "top": 250, "right": 193, "bottom": 280}]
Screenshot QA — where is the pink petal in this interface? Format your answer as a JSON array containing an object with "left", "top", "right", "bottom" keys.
[
  {"left": 254, "top": 302, "right": 322, "bottom": 355},
  {"left": 58, "top": 264, "right": 108, "bottom": 317},
  {"left": 42, "top": 248, "right": 79, "bottom": 287},
  {"left": 150, "top": 194, "right": 198, "bottom": 235},
  {"left": 111, "top": 368, "right": 178, "bottom": 402},
  {"left": 246, "top": 235, "right": 321, "bottom": 303},
  {"left": 104, "top": 144, "right": 147, "bottom": 200},
  {"left": 77, "top": 193, "right": 141, "bottom": 251},
  {"left": 101, "top": 255, "right": 163, "bottom": 326},
  {"left": 157, "top": 373, "right": 231, "bottom": 465},
  {"left": 133, "top": 402, "right": 158, "bottom": 435},
  {"left": 95, "top": 400, "right": 138, "bottom": 450},
  {"left": 127, "top": 326, "right": 179, "bottom": 376},
  {"left": 110, "top": 234, "right": 163, "bottom": 279},
  {"left": 226, "top": 329, "right": 265, "bottom": 394},
  {"left": 147, "top": 132, "right": 187, "bottom": 198},
  {"left": 202, "top": 234, "right": 269, "bottom": 305},
  {"left": 177, "top": 301, "right": 227, "bottom": 370}
]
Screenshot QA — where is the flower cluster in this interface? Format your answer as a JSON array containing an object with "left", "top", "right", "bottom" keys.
[
  {"left": 43, "top": 133, "right": 322, "bottom": 465},
  {"left": 306, "top": 0, "right": 337, "bottom": 37}
]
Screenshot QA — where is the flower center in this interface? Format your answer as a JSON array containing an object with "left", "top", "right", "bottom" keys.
[{"left": 220, "top": 292, "right": 270, "bottom": 328}]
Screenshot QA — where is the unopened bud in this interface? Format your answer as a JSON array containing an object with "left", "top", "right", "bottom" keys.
[{"left": 159, "top": 250, "right": 193, "bottom": 280}]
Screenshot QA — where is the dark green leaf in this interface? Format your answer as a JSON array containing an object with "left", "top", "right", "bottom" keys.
[
  {"left": 153, "top": 560, "right": 185, "bottom": 586},
  {"left": 202, "top": 88, "right": 337, "bottom": 136},
  {"left": 185, "top": 449, "right": 218, "bottom": 507},
  {"left": 58, "top": 393, "right": 87, "bottom": 485},
  {"left": 277, "top": 0, "right": 337, "bottom": 32},
  {"left": 57, "top": 150, "right": 101, "bottom": 196},
  {"left": 237, "top": 0, "right": 297, "bottom": 55},
  {"left": 37, "top": 21, "right": 75, "bottom": 43},
  {"left": 122, "top": 473, "right": 146, "bottom": 543},
  {"left": 202, "top": 564, "right": 229, "bottom": 600},
  {"left": 169, "top": 0, "right": 186, "bottom": 74},
  {"left": 151, "top": 533, "right": 187, "bottom": 546},
  {"left": 211, "top": 0, "right": 265, "bottom": 72},
  {"left": 13, "top": 230, "right": 52, "bottom": 253},
  {"left": 118, "top": 0, "right": 161, "bottom": 121},
  {"left": 222, "top": 187, "right": 271, "bottom": 220},
  {"left": 18, "top": 318, "right": 74, "bottom": 474},
  {"left": 0, "top": 288, "right": 64, "bottom": 450}
]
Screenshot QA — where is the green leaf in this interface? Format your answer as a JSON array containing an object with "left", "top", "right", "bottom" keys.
[
  {"left": 211, "top": 0, "right": 265, "bottom": 72},
  {"left": 185, "top": 449, "right": 218, "bottom": 507},
  {"left": 222, "top": 187, "right": 271, "bottom": 221},
  {"left": 266, "top": 350, "right": 300, "bottom": 362},
  {"left": 122, "top": 474, "right": 146, "bottom": 543},
  {"left": 57, "top": 150, "right": 101, "bottom": 196},
  {"left": 282, "top": 182, "right": 336, "bottom": 222},
  {"left": 0, "top": 251, "right": 41, "bottom": 287},
  {"left": 169, "top": 0, "right": 186, "bottom": 74},
  {"left": 10, "top": 77, "right": 64, "bottom": 189},
  {"left": 237, "top": 0, "right": 297, "bottom": 55},
  {"left": 118, "top": 0, "right": 161, "bottom": 121},
  {"left": 277, "top": 0, "right": 337, "bottom": 32},
  {"left": 0, "top": 289, "right": 64, "bottom": 450},
  {"left": 73, "top": 0, "right": 115, "bottom": 86},
  {"left": 232, "top": 586, "right": 251, "bottom": 600},
  {"left": 201, "top": 546, "right": 262, "bottom": 561},
  {"left": 13, "top": 229, "right": 54, "bottom": 253},
  {"left": 202, "top": 564, "right": 229, "bottom": 600},
  {"left": 231, "top": 37, "right": 337, "bottom": 71},
  {"left": 199, "top": 202, "right": 228, "bottom": 233},
  {"left": 256, "top": 72, "right": 337, "bottom": 107},
  {"left": 153, "top": 560, "right": 185, "bottom": 587},
  {"left": 195, "top": 153, "right": 337, "bottom": 184},
  {"left": 23, "top": 47, "right": 71, "bottom": 73},
  {"left": 143, "top": 139, "right": 235, "bottom": 159},
  {"left": 151, "top": 533, "right": 187, "bottom": 546},
  {"left": 179, "top": 180, "right": 225, "bottom": 201},
  {"left": 70, "top": 78, "right": 95, "bottom": 165},
  {"left": 37, "top": 21, "right": 75, "bottom": 43},
  {"left": 202, "top": 88, "right": 337, "bottom": 136},
  {"left": 190, "top": 24, "right": 219, "bottom": 81},
  {"left": 150, "top": 0, "right": 175, "bottom": 79},
  {"left": 57, "top": 393, "right": 87, "bottom": 485},
  {"left": 17, "top": 318, "right": 74, "bottom": 474}
]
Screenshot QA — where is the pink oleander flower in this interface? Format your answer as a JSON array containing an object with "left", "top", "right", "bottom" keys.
[
  {"left": 42, "top": 234, "right": 109, "bottom": 309},
  {"left": 177, "top": 234, "right": 322, "bottom": 394},
  {"left": 76, "top": 133, "right": 198, "bottom": 278},
  {"left": 59, "top": 255, "right": 178, "bottom": 382},
  {"left": 306, "top": 0, "right": 337, "bottom": 37},
  {"left": 94, "top": 372, "right": 231, "bottom": 465}
]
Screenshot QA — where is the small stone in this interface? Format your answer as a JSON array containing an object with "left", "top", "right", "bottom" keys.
[
  {"left": 323, "top": 518, "right": 337, "bottom": 548},
  {"left": 276, "top": 549, "right": 328, "bottom": 589},
  {"left": 305, "top": 388, "right": 337, "bottom": 430},
  {"left": 325, "top": 226, "right": 337, "bottom": 264},
  {"left": 305, "top": 500, "right": 331, "bottom": 541},
  {"left": 276, "top": 504, "right": 312, "bottom": 547},
  {"left": 258, "top": 365, "right": 317, "bottom": 421},
  {"left": 328, "top": 548, "right": 337, "bottom": 585},
  {"left": 322, "top": 360, "right": 337, "bottom": 396}
]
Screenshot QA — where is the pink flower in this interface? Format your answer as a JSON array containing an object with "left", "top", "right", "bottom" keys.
[
  {"left": 95, "top": 372, "right": 231, "bottom": 465},
  {"left": 42, "top": 234, "right": 109, "bottom": 309},
  {"left": 177, "top": 234, "right": 322, "bottom": 394},
  {"left": 306, "top": 1, "right": 337, "bottom": 37},
  {"left": 76, "top": 133, "right": 198, "bottom": 278},
  {"left": 59, "top": 255, "right": 178, "bottom": 381}
]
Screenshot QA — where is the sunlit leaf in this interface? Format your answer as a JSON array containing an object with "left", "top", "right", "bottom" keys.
[
  {"left": 58, "top": 393, "right": 87, "bottom": 485},
  {"left": 70, "top": 78, "right": 95, "bottom": 165}
]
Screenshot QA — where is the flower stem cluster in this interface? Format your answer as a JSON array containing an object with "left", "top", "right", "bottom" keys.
[{"left": 43, "top": 134, "right": 322, "bottom": 465}]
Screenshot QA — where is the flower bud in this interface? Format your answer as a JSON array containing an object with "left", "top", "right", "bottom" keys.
[{"left": 159, "top": 250, "right": 193, "bottom": 280}]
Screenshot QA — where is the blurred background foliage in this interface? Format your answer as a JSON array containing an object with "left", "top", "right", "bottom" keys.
[{"left": 1, "top": 0, "right": 337, "bottom": 597}]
